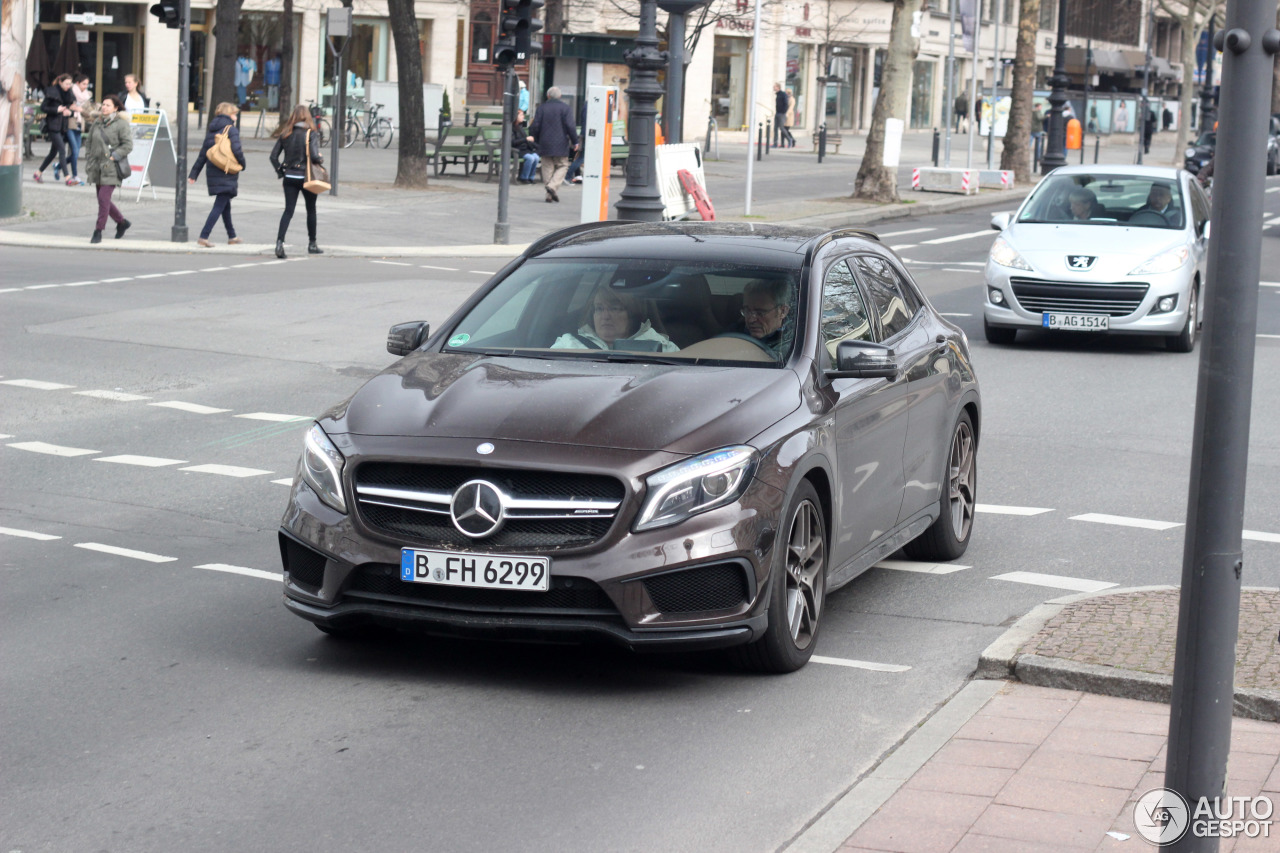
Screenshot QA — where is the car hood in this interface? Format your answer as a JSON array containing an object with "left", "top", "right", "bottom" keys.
[
  {"left": 325, "top": 352, "right": 803, "bottom": 454},
  {"left": 1004, "top": 223, "right": 1188, "bottom": 278}
]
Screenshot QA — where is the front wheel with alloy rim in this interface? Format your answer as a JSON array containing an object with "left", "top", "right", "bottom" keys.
[
  {"left": 1166, "top": 285, "right": 1198, "bottom": 353},
  {"left": 904, "top": 410, "right": 977, "bottom": 561},
  {"left": 735, "top": 481, "right": 827, "bottom": 673}
]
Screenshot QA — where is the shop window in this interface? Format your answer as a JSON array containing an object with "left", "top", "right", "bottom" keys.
[
  {"left": 237, "top": 12, "right": 302, "bottom": 111},
  {"left": 471, "top": 13, "right": 492, "bottom": 64},
  {"left": 909, "top": 59, "right": 934, "bottom": 130},
  {"left": 322, "top": 19, "right": 387, "bottom": 101}
]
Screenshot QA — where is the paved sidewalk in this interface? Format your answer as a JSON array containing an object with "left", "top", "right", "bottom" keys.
[{"left": 787, "top": 586, "right": 1280, "bottom": 853}]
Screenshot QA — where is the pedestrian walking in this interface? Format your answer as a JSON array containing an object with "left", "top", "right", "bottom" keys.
[
  {"left": 64, "top": 73, "right": 91, "bottom": 185},
  {"left": 83, "top": 94, "right": 132, "bottom": 244},
  {"left": 269, "top": 103, "right": 324, "bottom": 258},
  {"left": 120, "top": 74, "right": 149, "bottom": 114},
  {"left": 954, "top": 94, "right": 969, "bottom": 132},
  {"left": 1143, "top": 109, "right": 1156, "bottom": 155},
  {"left": 33, "top": 73, "right": 77, "bottom": 185},
  {"left": 513, "top": 109, "right": 539, "bottom": 184},
  {"left": 188, "top": 102, "right": 246, "bottom": 247},
  {"left": 773, "top": 83, "right": 795, "bottom": 147},
  {"left": 527, "top": 86, "right": 578, "bottom": 204}
]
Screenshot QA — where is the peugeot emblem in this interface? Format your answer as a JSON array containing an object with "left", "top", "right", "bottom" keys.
[
  {"left": 1067, "top": 255, "right": 1097, "bottom": 271},
  {"left": 476, "top": 442, "right": 495, "bottom": 455},
  {"left": 450, "top": 479, "right": 505, "bottom": 538}
]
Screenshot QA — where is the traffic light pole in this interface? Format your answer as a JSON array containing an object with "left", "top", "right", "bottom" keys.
[
  {"left": 494, "top": 67, "right": 515, "bottom": 244},
  {"left": 171, "top": 0, "right": 190, "bottom": 242}
]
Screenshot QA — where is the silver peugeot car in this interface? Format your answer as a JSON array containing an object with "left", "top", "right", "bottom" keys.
[{"left": 983, "top": 164, "right": 1210, "bottom": 352}]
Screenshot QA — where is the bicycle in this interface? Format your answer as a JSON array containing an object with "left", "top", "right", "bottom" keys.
[
  {"left": 343, "top": 101, "right": 394, "bottom": 149},
  {"left": 307, "top": 100, "right": 331, "bottom": 147}
]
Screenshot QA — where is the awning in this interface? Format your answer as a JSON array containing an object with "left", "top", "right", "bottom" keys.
[
  {"left": 1065, "top": 47, "right": 1132, "bottom": 76},
  {"left": 549, "top": 33, "right": 636, "bottom": 64},
  {"left": 1122, "top": 51, "right": 1183, "bottom": 80}
]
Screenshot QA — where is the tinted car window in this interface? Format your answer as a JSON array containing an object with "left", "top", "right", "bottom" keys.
[
  {"left": 852, "top": 256, "right": 918, "bottom": 340},
  {"left": 820, "top": 260, "right": 874, "bottom": 360},
  {"left": 1018, "top": 174, "right": 1186, "bottom": 229}
]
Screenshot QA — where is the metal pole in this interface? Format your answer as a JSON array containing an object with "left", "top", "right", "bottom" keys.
[
  {"left": 743, "top": 0, "right": 762, "bottom": 216},
  {"left": 1200, "top": 14, "right": 1217, "bottom": 131},
  {"left": 664, "top": 9, "right": 687, "bottom": 143},
  {"left": 967, "top": 56, "right": 978, "bottom": 168},
  {"left": 1040, "top": 0, "right": 1070, "bottom": 172},
  {"left": 1163, "top": 6, "right": 1276, "bottom": 851},
  {"left": 327, "top": 33, "right": 347, "bottom": 197},
  {"left": 171, "top": 0, "right": 191, "bottom": 242},
  {"left": 494, "top": 67, "right": 514, "bottom": 244},
  {"left": 615, "top": 0, "right": 669, "bottom": 221},
  {"left": 1082, "top": 39, "right": 1090, "bottom": 165},
  {"left": 986, "top": 0, "right": 1000, "bottom": 170},
  {"left": 944, "top": 0, "right": 957, "bottom": 166}
]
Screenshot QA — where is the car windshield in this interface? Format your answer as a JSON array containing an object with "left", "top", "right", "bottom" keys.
[
  {"left": 1017, "top": 174, "right": 1186, "bottom": 229},
  {"left": 1195, "top": 132, "right": 1216, "bottom": 147},
  {"left": 443, "top": 257, "right": 803, "bottom": 367}
]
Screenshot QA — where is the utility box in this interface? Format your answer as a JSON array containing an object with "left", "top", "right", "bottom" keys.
[{"left": 911, "top": 167, "right": 979, "bottom": 195}]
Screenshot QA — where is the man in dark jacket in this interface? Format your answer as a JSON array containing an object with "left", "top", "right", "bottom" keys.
[{"left": 527, "top": 86, "right": 578, "bottom": 203}]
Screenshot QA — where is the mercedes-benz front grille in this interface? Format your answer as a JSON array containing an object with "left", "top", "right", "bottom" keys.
[
  {"left": 1009, "top": 278, "right": 1151, "bottom": 317},
  {"left": 354, "top": 463, "right": 626, "bottom": 550}
]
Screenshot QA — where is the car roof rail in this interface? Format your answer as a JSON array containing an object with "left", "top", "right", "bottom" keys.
[{"left": 524, "top": 220, "right": 641, "bottom": 256}]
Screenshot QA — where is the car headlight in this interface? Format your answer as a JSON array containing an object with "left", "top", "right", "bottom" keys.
[
  {"left": 634, "top": 446, "right": 757, "bottom": 532},
  {"left": 989, "top": 236, "right": 1033, "bottom": 271},
  {"left": 301, "top": 423, "right": 347, "bottom": 513},
  {"left": 1129, "top": 245, "right": 1189, "bottom": 275},
  {"left": 1185, "top": 147, "right": 1197, "bottom": 159}
]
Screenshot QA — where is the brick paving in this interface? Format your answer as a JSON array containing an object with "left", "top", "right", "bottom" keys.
[
  {"left": 1023, "top": 589, "right": 1280, "bottom": 691},
  {"left": 838, "top": 683, "right": 1280, "bottom": 853}
]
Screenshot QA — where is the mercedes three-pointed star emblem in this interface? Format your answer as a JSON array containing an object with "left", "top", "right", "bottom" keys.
[{"left": 450, "top": 479, "right": 506, "bottom": 538}]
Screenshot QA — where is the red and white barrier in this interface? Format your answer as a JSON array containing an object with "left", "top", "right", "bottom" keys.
[{"left": 912, "top": 167, "right": 979, "bottom": 195}]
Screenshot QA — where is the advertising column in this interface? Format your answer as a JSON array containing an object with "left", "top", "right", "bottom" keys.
[{"left": 579, "top": 85, "right": 615, "bottom": 223}]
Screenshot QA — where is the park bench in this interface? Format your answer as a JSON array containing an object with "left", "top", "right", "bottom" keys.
[
  {"left": 476, "top": 123, "right": 524, "bottom": 183},
  {"left": 610, "top": 119, "right": 629, "bottom": 169},
  {"left": 428, "top": 126, "right": 484, "bottom": 176}
]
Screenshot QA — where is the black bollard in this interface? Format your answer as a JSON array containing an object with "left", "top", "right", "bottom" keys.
[
  {"left": 757, "top": 124, "right": 763, "bottom": 160},
  {"left": 1093, "top": 134, "right": 1100, "bottom": 164},
  {"left": 932, "top": 128, "right": 941, "bottom": 166},
  {"left": 764, "top": 121, "right": 771, "bottom": 155},
  {"left": 818, "top": 124, "right": 826, "bottom": 164}
]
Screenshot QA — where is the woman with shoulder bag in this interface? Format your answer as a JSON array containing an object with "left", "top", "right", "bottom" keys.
[
  {"left": 33, "top": 73, "right": 77, "bottom": 184},
  {"left": 269, "top": 104, "right": 324, "bottom": 258},
  {"left": 188, "top": 102, "right": 246, "bottom": 247},
  {"left": 83, "top": 94, "right": 133, "bottom": 244}
]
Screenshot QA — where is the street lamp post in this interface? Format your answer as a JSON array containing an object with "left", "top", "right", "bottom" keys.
[
  {"left": 1040, "top": 0, "right": 1069, "bottom": 173},
  {"left": 657, "top": 0, "right": 709, "bottom": 145},
  {"left": 616, "top": 0, "right": 669, "bottom": 221}
]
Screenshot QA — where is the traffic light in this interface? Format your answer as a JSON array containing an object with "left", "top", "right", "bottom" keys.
[
  {"left": 514, "top": 0, "right": 544, "bottom": 61},
  {"left": 149, "top": 0, "right": 181, "bottom": 29},
  {"left": 494, "top": 0, "right": 520, "bottom": 67}
]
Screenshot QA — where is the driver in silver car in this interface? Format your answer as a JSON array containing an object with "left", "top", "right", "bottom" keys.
[
  {"left": 1139, "top": 182, "right": 1180, "bottom": 225},
  {"left": 739, "top": 279, "right": 793, "bottom": 354}
]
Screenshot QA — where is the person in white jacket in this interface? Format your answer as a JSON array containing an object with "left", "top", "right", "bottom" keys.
[{"left": 552, "top": 285, "right": 679, "bottom": 352}]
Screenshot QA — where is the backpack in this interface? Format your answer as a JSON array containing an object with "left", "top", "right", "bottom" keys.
[{"left": 207, "top": 125, "right": 243, "bottom": 175}]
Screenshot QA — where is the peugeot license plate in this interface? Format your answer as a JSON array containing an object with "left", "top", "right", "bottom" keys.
[
  {"left": 400, "top": 548, "right": 550, "bottom": 591},
  {"left": 1042, "top": 312, "right": 1109, "bottom": 331}
]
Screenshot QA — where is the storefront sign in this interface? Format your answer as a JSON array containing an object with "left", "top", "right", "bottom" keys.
[
  {"left": 794, "top": 27, "right": 811, "bottom": 37},
  {"left": 123, "top": 110, "right": 177, "bottom": 198},
  {"left": 65, "top": 12, "right": 113, "bottom": 24},
  {"left": 716, "top": 18, "right": 754, "bottom": 32}
]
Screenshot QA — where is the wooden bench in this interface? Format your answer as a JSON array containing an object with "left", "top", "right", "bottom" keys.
[
  {"left": 610, "top": 118, "right": 629, "bottom": 169},
  {"left": 476, "top": 123, "right": 525, "bottom": 183},
  {"left": 814, "top": 130, "right": 843, "bottom": 154},
  {"left": 428, "top": 126, "right": 484, "bottom": 176},
  {"left": 473, "top": 109, "right": 505, "bottom": 125}
]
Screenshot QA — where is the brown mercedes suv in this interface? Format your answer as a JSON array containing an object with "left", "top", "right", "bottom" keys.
[{"left": 279, "top": 222, "right": 981, "bottom": 671}]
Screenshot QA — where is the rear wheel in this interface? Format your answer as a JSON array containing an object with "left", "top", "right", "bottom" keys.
[
  {"left": 314, "top": 116, "right": 331, "bottom": 147},
  {"left": 983, "top": 318, "right": 1017, "bottom": 345},
  {"left": 372, "top": 117, "right": 394, "bottom": 148},
  {"left": 342, "top": 118, "right": 360, "bottom": 149},
  {"left": 904, "top": 410, "right": 976, "bottom": 561},
  {"left": 1166, "top": 285, "right": 1198, "bottom": 353},
  {"left": 735, "top": 481, "right": 827, "bottom": 673}
]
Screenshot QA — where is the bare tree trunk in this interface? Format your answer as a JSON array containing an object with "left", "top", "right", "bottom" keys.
[
  {"left": 387, "top": 0, "right": 429, "bottom": 187},
  {"left": 853, "top": 0, "right": 921, "bottom": 203},
  {"left": 1273, "top": 6, "right": 1280, "bottom": 114},
  {"left": 208, "top": 0, "right": 242, "bottom": 126},
  {"left": 1158, "top": 0, "right": 1219, "bottom": 165},
  {"left": 1000, "top": 0, "right": 1038, "bottom": 182},
  {"left": 278, "top": 0, "right": 294, "bottom": 126}
]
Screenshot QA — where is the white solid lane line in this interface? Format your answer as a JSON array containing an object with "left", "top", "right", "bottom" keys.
[
  {"left": 942, "top": 269, "right": 982, "bottom": 274},
  {"left": 0, "top": 526, "right": 61, "bottom": 541},
  {"left": 24, "top": 284, "right": 60, "bottom": 290},
  {"left": 1, "top": 379, "right": 74, "bottom": 390},
  {"left": 1244, "top": 530, "right": 1280, "bottom": 543},
  {"left": 272, "top": 478, "right": 294, "bottom": 486},
  {"left": 196, "top": 563, "right": 283, "bottom": 582},
  {"left": 940, "top": 313, "right": 973, "bottom": 317},
  {"left": 180, "top": 463, "right": 274, "bottom": 478},
  {"left": 62, "top": 280, "right": 98, "bottom": 287},
  {"left": 234, "top": 412, "right": 309, "bottom": 422},
  {"left": 875, "top": 559, "right": 969, "bottom": 574},
  {"left": 890, "top": 244, "right": 918, "bottom": 251},
  {"left": 811, "top": 656, "right": 912, "bottom": 672},
  {"left": 989, "top": 571, "right": 1118, "bottom": 593},
  {"left": 878, "top": 227, "right": 936, "bottom": 238},
  {"left": 922, "top": 230, "right": 996, "bottom": 245},
  {"left": 0, "top": 433, "right": 11, "bottom": 439},
  {"left": 8, "top": 441, "right": 99, "bottom": 457},
  {"left": 149, "top": 401, "right": 232, "bottom": 414},
  {"left": 977, "top": 504, "right": 1054, "bottom": 516},
  {"left": 74, "top": 542, "right": 177, "bottom": 563},
  {"left": 95, "top": 455, "right": 188, "bottom": 467},
  {"left": 1070, "top": 512, "right": 1182, "bottom": 531},
  {"left": 75, "top": 390, "right": 151, "bottom": 402},
  {"left": 135, "top": 273, "right": 168, "bottom": 279},
  {"left": 1260, "top": 282, "right": 1280, "bottom": 288},
  {"left": 99, "top": 277, "right": 133, "bottom": 283}
]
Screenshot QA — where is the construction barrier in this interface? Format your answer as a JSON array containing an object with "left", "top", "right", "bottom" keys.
[
  {"left": 911, "top": 167, "right": 979, "bottom": 195},
  {"left": 978, "top": 169, "right": 1015, "bottom": 190}
]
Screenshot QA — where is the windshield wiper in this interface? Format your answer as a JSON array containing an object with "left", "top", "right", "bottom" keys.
[{"left": 592, "top": 352, "right": 686, "bottom": 365}]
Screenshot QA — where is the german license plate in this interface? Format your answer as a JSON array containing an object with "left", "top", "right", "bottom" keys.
[
  {"left": 1042, "top": 312, "right": 1109, "bottom": 331},
  {"left": 400, "top": 547, "right": 550, "bottom": 592}
]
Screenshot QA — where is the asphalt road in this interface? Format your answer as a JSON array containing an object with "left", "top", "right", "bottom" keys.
[{"left": 3, "top": 186, "right": 1280, "bottom": 853}]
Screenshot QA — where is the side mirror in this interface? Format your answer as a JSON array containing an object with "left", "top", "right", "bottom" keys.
[
  {"left": 990, "top": 212, "right": 1012, "bottom": 232},
  {"left": 387, "top": 321, "right": 430, "bottom": 356},
  {"left": 828, "top": 340, "right": 898, "bottom": 379}
]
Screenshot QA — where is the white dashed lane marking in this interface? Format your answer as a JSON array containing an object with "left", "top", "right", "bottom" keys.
[
  {"left": 989, "top": 571, "right": 1118, "bottom": 593},
  {"left": 95, "top": 455, "right": 188, "bottom": 467},
  {"left": 1071, "top": 512, "right": 1182, "bottom": 531},
  {"left": 272, "top": 478, "right": 295, "bottom": 486},
  {"left": 149, "top": 401, "right": 233, "bottom": 415},
  {"left": 0, "top": 526, "right": 61, "bottom": 541},
  {"left": 875, "top": 559, "right": 970, "bottom": 575},
  {"left": 75, "top": 390, "right": 151, "bottom": 402},
  {"left": 99, "top": 277, "right": 133, "bottom": 283},
  {"left": 877, "top": 227, "right": 936, "bottom": 238},
  {"left": 1, "top": 379, "right": 74, "bottom": 390},
  {"left": 73, "top": 542, "right": 177, "bottom": 563},
  {"left": 421, "top": 265, "right": 459, "bottom": 271},
  {"left": 24, "top": 284, "right": 60, "bottom": 290},
  {"left": 1245, "top": 530, "right": 1280, "bottom": 543},
  {"left": 811, "top": 656, "right": 912, "bottom": 672},
  {"left": 8, "top": 441, "right": 100, "bottom": 457},
  {"left": 196, "top": 563, "right": 283, "bottom": 582},
  {"left": 179, "top": 463, "right": 274, "bottom": 478},
  {"left": 235, "top": 412, "right": 309, "bottom": 422},
  {"left": 922, "top": 230, "right": 996, "bottom": 245},
  {"left": 135, "top": 273, "right": 168, "bottom": 279},
  {"left": 940, "top": 313, "right": 973, "bottom": 317},
  {"left": 372, "top": 260, "right": 412, "bottom": 267},
  {"left": 977, "top": 504, "right": 1054, "bottom": 516},
  {"left": 468, "top": 270, "right": 496, "bottom": 275}
]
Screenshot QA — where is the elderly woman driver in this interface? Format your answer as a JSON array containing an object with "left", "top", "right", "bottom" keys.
[{"left": 552, "top": 285, "right": 679, "bottom": 351}]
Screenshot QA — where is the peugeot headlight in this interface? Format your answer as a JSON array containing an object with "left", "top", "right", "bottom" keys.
[
  {"left": 301, "top": 423, "right": 347, "bottom": 513},
  {"left": 989, "top": 235, "right": 1033, "bottom": 271},
  {"left": 634, "top": 446, "right": 757, "bottom": 532},
  {"left": 1129, "top": 245, "right": 1189, "bottom": 275}
]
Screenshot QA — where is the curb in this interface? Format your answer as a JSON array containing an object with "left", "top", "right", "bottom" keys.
[
  {"left": 977, "top": 584, "right": 1280, "bottom": 723},
  {"left": 781, "top": 679, "right": 1005, "bottom": 853}
]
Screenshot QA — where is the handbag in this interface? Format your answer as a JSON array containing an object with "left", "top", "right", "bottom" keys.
[
  {"left": 208, "top": 126, "right": 243, "bottom": 175},
  {"left": 101, "top": 122, "right": 131, "bottom": 181},
  {"left": 303, "top": 130, "right": 331, "bottom": 193}
]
